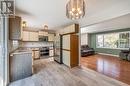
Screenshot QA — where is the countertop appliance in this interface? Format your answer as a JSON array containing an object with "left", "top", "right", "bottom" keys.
[
  {"left": 39, "top": 36, "right": 48, "bottom": 42},
  {"left": 54, "top": 35, "right": 62, "bottom": 63}
]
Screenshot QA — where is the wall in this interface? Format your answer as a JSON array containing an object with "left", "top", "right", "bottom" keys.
[
  {"left": 88, "top": 28, "right": 130, "bottom": 56},
  {"left": 9, "top": 40, "right": 20, "bottom": 52},
  {"left": 81, "top": 34, "right": 88, "bottom": 45}
]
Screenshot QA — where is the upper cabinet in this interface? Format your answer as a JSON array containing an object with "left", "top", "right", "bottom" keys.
[
  {"left": 22, "top": 31, "right": 39, "bottom": 41},
  {"left": 62, "top": 35, "right": 70, "bottom": 50},
  {"left": 38, "top": 31, "right": 55, "bottom": 42},
  {"left": 22, "top": 31, "right": 29, "bottom": 41},
  {"left": 22, "top": 30, "right": 55, "bottom": 42},
  {"left": 29, "top": 32, "right": 39, "bottom": 41},
  {"left": 48, "top": 34, "right": 55, "bottom": 42},
  {"left": 58, "top": 24, "right": 79, "bottom": 35},
  {"left": 38, "top": 31, "right": 48, "bottom": 36},
  {"left": 9, "top": 16, "right": 22, "bottom": 40}
]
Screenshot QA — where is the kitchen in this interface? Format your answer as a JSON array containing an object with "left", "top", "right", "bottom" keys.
[
  {"left": 9, "top": 16, "right": 79, "bottom": 83},
  {"left": 9, "top": 16, "right": 56, "bottom": 82}
]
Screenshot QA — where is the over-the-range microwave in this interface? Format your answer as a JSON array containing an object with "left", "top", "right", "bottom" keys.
[{"left": 39, "top": 36, "right": 48, "bottom": 42}]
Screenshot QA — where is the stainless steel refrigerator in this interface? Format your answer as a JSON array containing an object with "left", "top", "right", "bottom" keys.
[{"left": 54, "top": 34, "right": 62, "bottom": 63}]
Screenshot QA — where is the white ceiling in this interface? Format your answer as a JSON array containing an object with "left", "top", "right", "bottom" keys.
[
  {"left": 15, "top": 0, "right": 130, "bottom": 30},
  {"left": 81, "top": 14, "right": 130, "bottom": 34}
]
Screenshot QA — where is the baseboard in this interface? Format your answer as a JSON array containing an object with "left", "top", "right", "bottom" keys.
[{"left": 98, "top": 53, "right": 119, "bottom": 57}]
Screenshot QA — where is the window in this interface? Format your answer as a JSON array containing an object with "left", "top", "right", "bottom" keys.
[
  {"left": 96, "top": 32, "right": 130, "bottom": 49},
  {"left": 119, "top": 33, "right": 130, "bottom": 48},
  {"left": 12, "top": 40, "right": 19, "bottom": 49},
  {"left": 97, "top": 35, "right": 103, "bottom": 47},
  {"left": 104, "top": 33, "right": 119, "bottom": 48}
]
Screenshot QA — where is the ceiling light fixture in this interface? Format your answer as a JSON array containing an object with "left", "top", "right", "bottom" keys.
[
  {"left": 66, "top": 0, "right": 85, "bottom": 20},
  {"left": 43, "top": 25, "right": 48, "bottom": 30},
  {"left": 22, "top": 21, "right": 27, "bottom": 28}
]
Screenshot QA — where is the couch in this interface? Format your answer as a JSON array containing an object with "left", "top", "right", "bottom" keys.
[
  {"left": 81, "top": 45, "right": 95, "bottom": 57},
  {"left": 119, "top": 48, "right": 130, "bottom": 61}
]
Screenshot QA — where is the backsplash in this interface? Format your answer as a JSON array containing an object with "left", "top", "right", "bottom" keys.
[
  {"left": 21, "top": 42, "right": 53, "bottom": 48},
  {"left": 9, "top": 40, "right": 21, "bottom": 52}
]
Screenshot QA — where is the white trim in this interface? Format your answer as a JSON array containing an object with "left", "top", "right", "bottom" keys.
[
  {"left": 98, "top": 53, "right": 119, "bottom": 57},
  {"left": 96, "top": 47, "right": 129, "bottom": 50},
  {"left": 0, "top": 16, "right": 4, "bottom": 86},
  {"left": 79, "top": 29, "right": 81, "bottom": 66},
  {"left": 3, "top": 17, "right": 9, "bottom": 86}
]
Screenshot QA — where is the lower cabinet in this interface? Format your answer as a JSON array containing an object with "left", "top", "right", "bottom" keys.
[
  {"left": 32, "top": 50, "right": 40, "bottom": 60},
  {"left": 62, "top": 50, "right": 70, "bottom": 67},
  {"left": 49, "top": 50, "right": 54, "bottom": 56}
]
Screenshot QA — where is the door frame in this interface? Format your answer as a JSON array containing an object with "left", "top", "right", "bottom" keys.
[{"left": 0, "top": 16, "right": 9, "bottom": 86}]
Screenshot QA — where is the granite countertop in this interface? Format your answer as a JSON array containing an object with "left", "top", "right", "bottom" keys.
[
  {"left": 10, "top": 49, "right": 32, "bottom": 56},
  {"left": 20, "top": 47, "right": 40, "bottom": 51},
  {"left": 10, "top": 46, "right": 54, "bottom": 56},
  {"left": 20, "top": 46, "right": 54, "bottom": 50}
]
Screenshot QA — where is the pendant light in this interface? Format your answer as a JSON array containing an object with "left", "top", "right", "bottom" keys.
[{"left": 66, "top": 0, "right": 85, "bottom": 20}]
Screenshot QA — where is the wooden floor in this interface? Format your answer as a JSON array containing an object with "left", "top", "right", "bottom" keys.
[
  {"left": 81, "top": 54, "right": 130, "bottom": 85},
  {"left": 9, "top": 58, "right": 129, "bottom": 86}
]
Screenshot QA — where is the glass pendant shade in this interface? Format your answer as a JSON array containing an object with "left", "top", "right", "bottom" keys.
[
  {"left": 66, "top": 0, "right": 85, "bottom": 20},
  {"left": 22, "top": 21, "right": 27, "bottom": 28},
  {"left": 44, "top": 25, "right": 48, "bottom": 30}
]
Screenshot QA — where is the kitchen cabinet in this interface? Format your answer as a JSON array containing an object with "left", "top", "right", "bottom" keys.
[
  {"left": 23, "top": 30, "right": 54, "bottom": 42},
  {"left": 62, "top": 34, "right": 79, "bottom": 68},
  {"left": 22, "top": 31, "right": 29, "bottom": 41},
  {"left": 49, "top": 49, "right": 54, "bottom": 56},
  {"left": 9, "top": 16, "right": 22, "bottom": 40},
  {"left": 32, "top": 50, "right": 40, "bottom": 60},
  {"left": 48, "top": 34, "right": 55, "bottom": 41},
  {"left": 62, "top": 35, "right": 70, "bottom": 50},
  {"left": 59, "top": 24, "right": 79, "bottom": 35},
  {"left": 29, "top": 32, "right": 39, "bottom": 41},
  {"left": 38, "top": 31, "right": 48, "bottom": 36},
  {"left": 62, "top": 50, "right": 70, "bottom": 67},
  {"left": 22, "top": 31, "right": 39, "bottom": 41}
]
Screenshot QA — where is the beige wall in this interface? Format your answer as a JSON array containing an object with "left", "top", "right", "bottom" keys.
[{"left": 81, "top": 34, "right": 88, "bottom": 45}]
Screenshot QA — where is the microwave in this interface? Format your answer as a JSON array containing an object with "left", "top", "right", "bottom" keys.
[{"left": 39, "top": 36, "right": 48, "bottom": 42}]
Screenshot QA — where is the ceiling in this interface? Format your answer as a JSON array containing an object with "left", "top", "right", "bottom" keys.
[
  {"left": 81, "top": 14, "right": 130, "bottom": 34},
  {"left": 15, "top": 0, "right": 130, "bottom": 30}
]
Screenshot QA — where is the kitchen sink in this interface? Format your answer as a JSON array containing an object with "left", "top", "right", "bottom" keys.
[{"left": 16, "top": 50, "right": 28, "bottom": 52}]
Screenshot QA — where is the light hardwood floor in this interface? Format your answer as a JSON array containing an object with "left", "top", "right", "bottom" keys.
[
  {"left": 9, "top": 58, "right": 129, "bottom": 86},
  {"left": 81, "top": 54, "right": 130, "bottom": 85}
]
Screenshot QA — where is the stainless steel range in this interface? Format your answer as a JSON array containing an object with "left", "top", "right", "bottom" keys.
[{"left": 40, "top": 47, "right": 49, "bottom": 57}]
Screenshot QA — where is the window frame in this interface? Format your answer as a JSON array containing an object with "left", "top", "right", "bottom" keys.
[{"left": 96, "top": 31, "right": 130, "bottom": 50}]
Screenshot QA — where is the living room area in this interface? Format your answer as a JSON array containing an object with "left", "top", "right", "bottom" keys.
[{"left": 80, "top": 13, "right": 130, "bottom": 85}]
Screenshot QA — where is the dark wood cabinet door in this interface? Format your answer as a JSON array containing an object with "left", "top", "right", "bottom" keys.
[{"left": 9, "top": 16, "right": 21, "bottom": 40}]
